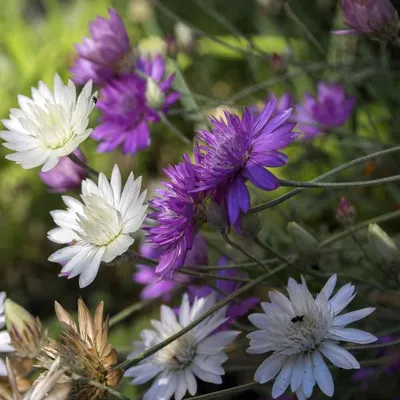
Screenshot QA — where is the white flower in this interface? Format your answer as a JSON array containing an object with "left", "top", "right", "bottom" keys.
[
  {"left": 0, "top": 292, "right": 14, "bottom": 376},
  {"left": 247, "top": 274, "right": 377, "bottom": 400},
  {"left": 47, "top": 165, "right": 147, "bottom": 288},
  {"left": 0, "top": 74, "right": 96, "bottom": 172},
  {"left": 125, "top": 293, "right": 240, "bottom": 400}
]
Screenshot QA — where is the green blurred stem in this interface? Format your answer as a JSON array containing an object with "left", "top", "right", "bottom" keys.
[
  {"left": 109, "top": 298, "right": 154, "bottom": 328},
  {"left": 279, "top": 175, "right": 400, "bottom": 188},
  {"left": 221, "top": 230, "right": 268, "bottom": 270},
  {"left": 115, "top": 263, "right": 288, "bottom": 370},
  {"left": 179, "top": 268, "right": 251, "bottom": 283},
  {"left": 346, "top": 338, "right": 400, "bottom": 351},
  {"left": 188, "top": 382, "right": 260, "bottom": 400},
  {"left": 126, "top": 250, "right": 158, "bottom": 266},
  {"left": 158, "top": 112, "right": 191, "bottom": 145},
  {"left": 68, "top": 153, "right": 99, "bottom": 178},
  {"left": 249, "top": 145, "right": 400, "bottom": 214}
]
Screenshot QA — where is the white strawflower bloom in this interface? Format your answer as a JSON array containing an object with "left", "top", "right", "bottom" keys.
[
  {"left": 247, "top": 274, "right": 377, "bottom": 400},
  {"left": 0, "top": 292, "right": 14, "bottom": 376},
  {"left": 0, "top": 74, "right": 96, "bottom": 172},
  {"left": 48, "top": 165, "right": 147, "bottom": 288},
  {"left": 125, "top": 293, "right": 240, "bottom": 400}
]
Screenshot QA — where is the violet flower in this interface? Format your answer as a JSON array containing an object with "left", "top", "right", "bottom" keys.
[
  {"left": 195, "top": 99, "right": 298, "bottom": 227},
  {"left": 40, "top": 149, "right": 87, "bottom": 193},
  {"left": 252, "top": 93, "right": 294, "bottom": 116},
  {"left": 134, "top": 233, "right": 208, "bottom": 302},
  {"left": 295, "top": 82, "right": 356, "bottom": 139},
  {"left": 189, "top": 257, "right": 258, "bottom": 327},
  {"left": 70, "top": 9, "right": 133, "bottom": 86},
  {"left": 147, "top": 155, "right": 206, "bottom": 276},
  {"left": 337, "top": 0, "right": 399, "bottom": 42},
  {"left": 92, "top": 55, "right": 180, "bottom": 155}
]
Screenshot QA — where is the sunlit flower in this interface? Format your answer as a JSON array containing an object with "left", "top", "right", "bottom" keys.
[
  {"left": 48, "top": 165, "right": 147, "bottom": 287},
  {"left": 125, "top": 293, "right": 240, "bottom": 400},
  {"left": 43, "top": 299, "right": 123, "bottom": 400},
  {"left": 92, "top": 55, "right": 180, "bottom": 155},
  {"left": 134, "top": 233, "right": 207, "bottom": 301},
  {"left": 195, "top": 99, "right": 298, "bottom": 226},
  {"left": 295, "top": 82, "right": 355, "bottom": 139},
  {"left": 147, "top": 156, "right": 207, "bottom": 276},
  {"left": 0, "top": 74, "right": 96, "bottom": 172},
  {"left": 40, "top": 149, "right": 88, "bottom": 193},
  {"left": 247, "top": 275, "right": 376, "bottom": 399},
  {"left": 70, "top": 8, "right": 133, "bottom": 86},
  {"left": 0, "top": 292, "right": 14, "bottom": 377},
  {"left": 337, "top": 0, "right": 399, "bottom": 41}
]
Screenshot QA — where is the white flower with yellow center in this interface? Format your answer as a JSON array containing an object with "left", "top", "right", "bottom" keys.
[
  {"left": 0, "top": 74, "right": 96, "bottom": 172},
  {"left": 125, "top": 293, "right": 240, "bottom": 400},
  {"left": 48, "top": 165, "right": 147, "bottom": 288},
  {"left": 247, "top": 275, "right": 377, "bottom": 400},
  {"left": 0, "top": 292, "right": 14, "bottom": 376}
]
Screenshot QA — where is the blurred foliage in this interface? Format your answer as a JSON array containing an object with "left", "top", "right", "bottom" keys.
[{"left": 2, "top": 0, "right": 400, "bottom": 398}]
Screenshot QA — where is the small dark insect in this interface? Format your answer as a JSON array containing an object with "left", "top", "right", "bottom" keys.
[
  {"left": 92, "top": 96, "right": 97, "bottom": 104},
  {"left": 291, "top": 315, "right": 305, "bottom": 323}
]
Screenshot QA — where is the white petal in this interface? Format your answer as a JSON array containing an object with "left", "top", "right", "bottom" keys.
[
  {"left": 48, "top": 245, "right": 82, "bottom": 264},
  {"left": 254, "top": 354, "right": 286, "bottom": 384},
  {"left": 160, "top": 305, "right": 179, "bottom": 327},
  {"left": 111, "top": 164, "right": 122, "bottom": 207},
  {"left": 124, "top": 363, "right": 162, "bottom": 384},
  {"left": 197, "top": 331, "right": 240, "bottom": 355},
  {"left": 191, "top": 363, "right": 222, "bottom": 384},
  {"left": 179, "top": 294, "right": 191, "bottom": 327},
  {"left": 269, "top": 291, "right": 294, "bottom": 315},
  {"left": 174, "top": 372, "right": 187, "bottom": 400},
  {"left": 317, "top": 274, "right": 337, "bottom": 302},
  {"left": 290, "top": 355, "right": 305, "bottom": 392},
  {"left": 78, "top": 247, "right": 106, "bottom": 288},
  {"left": 102, "top": 234, "right": 134, "bottom": 263},
  {"left": 248, "top": 313, "right": 269, "bottom": 329},
  {"left": 185, "top": 369, "right": 197, "bottom": 396},
  {"left": 319, "top": 341, "right": 360, "bottom": 369},
  {"left": 0, "top": 358, "right": 7, "bottom": 376},
  {"left": 272, "top": 356, "right": 295, "bottom": 398},
  {"left": 333, "top": 307, "right": 375, "bottom": 327},
  {"left": 312, "top": 350, "right": 334, "bottom": 397},
  {"left": 329, "top": 283, "right": 355, "bottom": 315},
  {"left": 328, "top": 327, "right": 377, "bottom": 344},
  {"left": 302, "top": 353, "right": 315, "bottom": 398}
]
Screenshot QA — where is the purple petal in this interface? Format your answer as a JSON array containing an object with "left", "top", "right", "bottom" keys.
[{"left": 243, "top": 160, "right": 280, "bottom": 191}]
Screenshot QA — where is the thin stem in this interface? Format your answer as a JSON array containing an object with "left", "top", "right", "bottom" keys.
[
  {"left": 71, "top": 374, "right": 130, "bottom": 400},
  {"left": 346, "top": 338, "right": 400, "bottom": 351},
  {"left": 279, "top": 175, "right": 400, "bottom": 188},
  {"left": 115, "top": 263, "right": 288, "bottom": 370},
  {"left": 68, "top": 153, "right": 99, "bottom": 178},
  {"left": 320, "top": 209, "right": 400, "bottom": 248},
  {"left": 158, "top": 112, "right": 191, "bottom": 145},
  {"left": 126, "top": 250, "right": 158, "bottom": 267},
  {"left": 348, "top": 227, "right": 376, "bottom": 267},
  {"left": 249, "top": 145, "right": 400, "bottom": 214},
  {"left": 221, "top": 230, "right": 267, "bottom": 270},
  {"left": 109, "top": 299, "right": 154, "bottom": 328},
  {"left": 179, "top": 268, "right": 251, "bottom": 283},
  {"left": 188, "top": 382, "right": 260, "bottom": 400}
]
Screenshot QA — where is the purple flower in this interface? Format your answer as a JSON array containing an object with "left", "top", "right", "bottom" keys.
[
  {"left": 40, "top": 149, "right": 87, "bottom": 193},
  {"left": 295, "top": 82, "right": 356, "bottom": 139},
  {"left": 92, "top": 55, "right": 180, "bottom": 155},
  {"left": 70, "top": 9, "right": 133, "bottom": 86},
  {"left": 147, "top": 155, "right": 207, "bottom": 276},
  {"left": 251, "top": 93, "right": 294, "bottom": 117},
  {"left": 195, "top": 99, "right": 298, "bottom": 226},
  {"left": 189, "top": 257, "right": 258, "bottom": 327},
  {"left": 337, "top": 0, "right": 399, "bottom": 41}
]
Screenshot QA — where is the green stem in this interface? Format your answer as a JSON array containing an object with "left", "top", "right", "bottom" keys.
[
  {"left": 109, "top": 299, "right": 154, "bottom": 328},
  {"left": 68, "top": 153, "right": 99, "bottom": 178},
  {"left": 179, "top": 268, "right": 251, "bottom": 283},
  {"left": 279, "top": 175, "right": 400, "bottom": 188},
  {"left": 126, "top": 250, "right": 158, "bottom": 267},
  {"left": 221, "top": 230, "right": 268, "bottom": 270},
  {"left": 188, "top": 382, "right": 260, "bottom": 400},
  {"left": 346, "top": 338, "right": 400, "bottom": 351},
  {"left": 158, "top": 112, "right": 191, "bottom": 145},
  {"left": 115, "top": 263, "right": 288, "bottom": 370},
  {"left": 249, "top": 145, "right": 400, "bottom": 214}
]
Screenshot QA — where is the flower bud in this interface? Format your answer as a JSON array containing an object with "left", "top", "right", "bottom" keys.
[
  {"left": 368, "top": 223, "right": 398, "bottom": 263},
  {"left": 287, "top": 222, "right": 320, "bottom": 257},
  {"left": 340, "top": 0, "right": 400, "bottom": 42},
  {"left": 145, "top": 78, "right": 166, "bottom": 110},
  {"left": 174, "top": 22, "right": 195, "bottom": 52},
  {"left": 336, "top": 197, "right": 356, "bottom": 226},
  {"left": 238, "top": 212, "right": 262, "bottom": 238},
  {"left": 206, "top": 200, "right": 228, "bottom": 230},
  {"left": 4, "top": 300, "right": 47, "bottom": 359}
]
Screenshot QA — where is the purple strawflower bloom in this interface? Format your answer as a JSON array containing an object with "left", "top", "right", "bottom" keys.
[
  {"left": 147, "top": 155, "right": 207, "bottom": 276},
  {"left": 92, "top": 55, "right": 180, "bottom": 154},
  {"left": 40, "top": 149, "right": 87, "bottom": 193},
  {"left": 189, "top": 257, "right": 258, "bottom": 327},
  {"left": 336, "top": 0, "right": 399, "bottom": 41},
  {"left": 295, "top": 82, "right": 356, "bottom": 139},
  {"left": 133, "top": 234, "right": 208, "bottom": 302},
  {"left": 70, "top": 9, "right": 133, "bottom": 86},
  {"left": 195, "top": 99, "right": 298, "bottom": 226},
  {"left": 251, "top": 93, "right": 294, "bottom": 117}
]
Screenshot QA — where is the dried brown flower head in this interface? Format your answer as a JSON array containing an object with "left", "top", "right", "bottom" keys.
[{"left": 43, "top": 299, "right": 123, "bottom": 400}]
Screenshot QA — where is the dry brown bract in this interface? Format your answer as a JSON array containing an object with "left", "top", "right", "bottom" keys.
[{"left": 43, "top": 299, "right": 123, "bottom": 400}]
